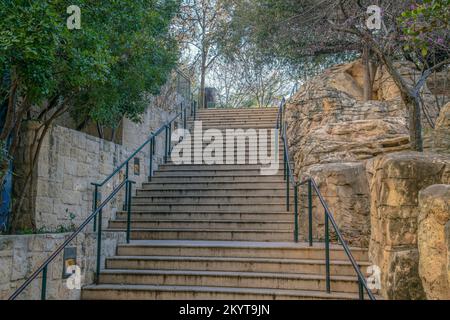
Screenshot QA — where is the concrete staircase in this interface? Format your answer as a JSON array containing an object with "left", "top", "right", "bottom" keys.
[{"left": 82, "top": 108, "right": 371, "bottom": 300}]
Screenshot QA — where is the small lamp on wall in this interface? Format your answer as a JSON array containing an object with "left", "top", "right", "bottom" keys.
[
  {"left": 134, "top": 157, "right": 140, "bottom": 176},
  {"left": 62, "top": 247, "right": 77, "bottom": 279}
]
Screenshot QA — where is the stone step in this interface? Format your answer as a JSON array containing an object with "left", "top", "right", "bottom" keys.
[
  {"left": 158, "top": 164, "right": 282, "bottom": 171},
  {"left": 105, "top": 256, "right": 366, "bottom": 281},
  {"left": 197, "top": 112, "right": 278, "bottom": 117},
  {"left": 196, "top": 109, "right": 278, "bottom": 115},
  {"left": 188, "top": 120, "right": 276, "bottom": 126},
  {"left": 188, "top": 124, "right": 276, "bottom": 129},
  {"left": 116, "top": 241, "right": 369, "bottom": 261},
  {"left": 108, "top": 219, "right": 292, "bottom": 230},
  {"left": 116, "top": 211, "right": 292, "bottom": 221},
  {"left": 148, "top": 176, "right": 285, "bottom": 183},
  {"left": 168, "top": 148, "right": 284, "bottom": 155},
  {"left": 141, "top": 182, "right": 287, "bottom": 190},
  {"left": 136, "top": 189, "right": 286, "bottom": 197},
  {"left": 153, "top": 170, "right": 284, "bottom": 177},
  {"left": 129, "top": 203, "right": 288, "bottom": 213},
  {"left": 81, "top": 284, "right": 363, "bottom": 300},
  {"left": 97, "top": 269, "right": 359, "bottom": 293},
  {"left": 117, "top": 229, "right": 295, "bottom": 241},
  {"left": 197, "top": 108, "right": 278, "bottom": 114},
  {"left": 173, "top": 148, "right": 284, "bottom": 154},
  {"left": 195, "top": 117, "right": 277, "bottom": 123},
  {"left": 131, "top": 195, "right": 293, "bottom": 205},
  {"left": 192, "top": 115, "right": 277, "bottom": 120}
]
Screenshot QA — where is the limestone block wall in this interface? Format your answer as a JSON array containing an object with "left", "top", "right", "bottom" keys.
[
  {"left": 32, "top": 124, "right": 151, "bottom": 230},
  {"left": 0, "top": 232, "right": 124, "bottom": 300},
  {"left": 303, "top": 162, "right": 371, "bottom": 247},
  {"left": 12, "top": 102, "right": 178, "bottom": 231},
  {"left": 418, "top": 185, "right": 450, "bottom": 299},
  {"left": 366, "top": 152, "right": 450, "bottom": 300}
]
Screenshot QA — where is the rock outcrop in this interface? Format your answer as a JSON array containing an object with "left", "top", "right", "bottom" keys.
[
  {"left": 285, "top": 58, "right": 449, "bottom": 298},
  {"left": 418, "top": 184, "right": 450, "bottom": 300},
  {"left": 433, "top": 102, "right": 450, "bottom": 153},
  {"left": 367, "top": 152, "right": 450, "bottom": 300},
  {"left": 285, "top": 59, "right": 411, "bottom": 246},
  {"left": 306, "top": 163, "right": 371, "bottom": 247}
]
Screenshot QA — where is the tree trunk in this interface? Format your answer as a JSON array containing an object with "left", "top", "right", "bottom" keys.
[
  {"left": 363, "top": 46, "right": 372, "bottom": 101},
  {"left": 370, "top": 44, "right": 423, "bottom": 151},
  {"left": 403, "top": 93, "right": 424, "bottom": 152},
  {"left": 200, "top": 51, "right": 207, "bottom": 109}
]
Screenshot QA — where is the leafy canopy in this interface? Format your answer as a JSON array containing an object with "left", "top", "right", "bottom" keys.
[{"left": 0, "top": 0, "right": 180, "bottom": 128}]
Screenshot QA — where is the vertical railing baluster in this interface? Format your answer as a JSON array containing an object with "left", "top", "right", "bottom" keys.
[
  {"left": 164, "top": 125, "right": 169, "bottom": 163},
  {"left": 149, "top": 136, "right": 154, "bottom": 182},
  {"left": 41, "top": 265, "right": 47, "bottom": 300},
  {"left": 358, "top": 275, "right": 364, "bottom": 300},
  {"left": 325, "top": 210, "right": 331, "bottom": 293},
  {"left": 286, "top": 173, "right": 290, "bottom": 212},
  {"left": 194, "top": 100, "right": 197, "bottom": 120},
  {"left": 123, "top": 162, "right": 129, "bottom": 210},
  {"left": 308, "top": 179, "right": 313, "bottom": 247},
  {"left": 96, "top": 206, "right": 102, "bottom": 284},
  {"left": 294, "top": 184, "right": 299, "bottom": 243},
  {"left": 168, "top": 123, "right": 172, "bottom": 158},
  {"left": 126, "top": 180, "right": 133, "bottom": 244},
  {"left": 93, "top": 184, "right": 98, "bottom": 232}
]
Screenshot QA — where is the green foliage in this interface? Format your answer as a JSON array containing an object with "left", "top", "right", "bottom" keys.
[
  {"left": 15, "top": 208, "right": 77, "bottom": 235},
  {"left": 0, "top": 0, "right": 180, "bottom": 128},
  {"left": 220, "top": 0, "right": 358, "bottom": 78},
  {"left": 399, "top": 0, "right": 449, "bottom": 64}
]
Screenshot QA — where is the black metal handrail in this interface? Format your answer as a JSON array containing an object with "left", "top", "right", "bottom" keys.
[
  {"left": 9, "top": 74, "right": 197, "bottom": 300},
  {"left": 276, "top": 89, "right": 375, "bottom": 300},
  {"left": 91, "top": 94, "right": 197, "bottom": 232},
  {"left": 9, "top": 178, "right": 132, "bottom": 300}
]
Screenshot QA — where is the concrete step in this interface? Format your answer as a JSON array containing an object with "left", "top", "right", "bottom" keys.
[
  {"left": 136, "top": 189, "right": 286, "bottom": 197},
  {"left": 108, "top": 219, "right": 292, "bottom": 230},
  {"left": 116, "top": 241, "right": 369, "bottom": 261},
  {"left": 81, "top": 284, "right": 363, "bottom": 300},
  {"left": 105, "top": 256, "right": 366, "bottom": 280},
  {"left": 117, "top": 228, "right": 293, "bottom": 241},
  {"left": 194, "top": 117, "right": 277, "bottom": 123},
  {"left": 153, "top": 170, "right": 284, "bottom": 177},
  {"left": 116, "top": 211, "right": 292, "bottom": 221},
  {"left": 188, "top": 121, "right": 276, "bottom": 126},
  {"left": 197, "top": 111, "right": 278, "bottom": 116},
  {"left": 129, "top": 203, "right": 288, "bottom": 213},
  {"left": 189, "top": 124, "right": 277, "bottom": 129},
  {"left": 131, "top": 195, "right": 293, "bottom": 205},
  {"left": 97, "top": 269, "right": 359, "bottom": 293},
  {"left": 197, "top": 108, "right": 278, "bottom": 114},
  {"left": 148, "top": 176, "right": 285, "bottom": 183},
  {"left": 141, "top": 181, "right": 287, "bottom": 190},
  {"left": 168, "top": 148, "right": 284, "bottom": 154},
  {"left": 196, "top": 110, "right": 278, "bottom": 116},
  {"left": 157, "top": 164, "right": 282, "bottom": 171}
]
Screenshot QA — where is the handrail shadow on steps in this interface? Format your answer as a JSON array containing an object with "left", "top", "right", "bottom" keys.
[
  {"left": 277, "top": 92, "right": 376, "bottom": 300},
  {"left": 8, "top": 96, "right": 196, "bottom": 300}
]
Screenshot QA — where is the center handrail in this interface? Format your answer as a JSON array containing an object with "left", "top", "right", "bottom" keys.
[{"left": 276, "top": 86, "right": 376, "bottom": 300}]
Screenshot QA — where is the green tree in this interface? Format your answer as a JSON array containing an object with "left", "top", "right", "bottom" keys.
[
  {"left": 224, "top": 0, "right": 450, "bottom": 151},
  {"left": 0, "top": 0, "right": 179, "bottom": 232}
]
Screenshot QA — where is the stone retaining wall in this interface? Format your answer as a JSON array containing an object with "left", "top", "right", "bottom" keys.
[
  {"left": 13, "top": 105, "right": 177, "bottom": 231},
  {"left": 0, "top": 231, "right": 124, "bottom": 300}
]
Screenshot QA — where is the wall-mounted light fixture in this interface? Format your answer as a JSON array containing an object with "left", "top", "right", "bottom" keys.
[
  {"left": 62, "top": 247, "right": 77, "bottom": 279},
  {"left": 134, "top": 157, "right": 140, "bottom": 176}
]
